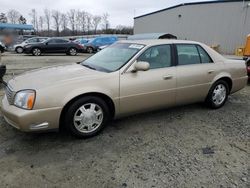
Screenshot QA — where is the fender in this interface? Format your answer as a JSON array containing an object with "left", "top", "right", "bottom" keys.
[
  {"left": 61, "top": 86, "right": 119, "bottom": 113},
  {"left": 211, "top": 71, "right": 232, "bottom": 84}
]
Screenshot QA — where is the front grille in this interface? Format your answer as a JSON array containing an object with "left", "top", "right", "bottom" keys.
[{"left": 4, "top": 85, "right": 15, "bottom": 105}]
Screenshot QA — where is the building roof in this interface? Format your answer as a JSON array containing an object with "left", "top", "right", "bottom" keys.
[
  {"left": 0, "top": 23, "right": 34, "bottom": 30},
  {"left": 127, "top": 33, "right": 177, "bottom": 40},
  {"left": 134, "top": 0, "right": 247, "bottom": 19}
]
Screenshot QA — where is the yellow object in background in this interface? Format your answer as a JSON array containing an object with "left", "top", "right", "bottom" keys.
[
  {"left": 244, "top": 34, "right": 250, "bottom": 56},
  {"left": 235, "top": 46, "right": 245, "bottom": 56}
]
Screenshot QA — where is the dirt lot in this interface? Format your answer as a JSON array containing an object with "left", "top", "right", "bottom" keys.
[{"left": 0, "top": 52, "right": 249, "bottom": 188}]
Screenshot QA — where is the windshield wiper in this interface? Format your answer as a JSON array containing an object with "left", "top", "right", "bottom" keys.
[{"left": 82, "top": 64, "right": 96, "bottom": 70}]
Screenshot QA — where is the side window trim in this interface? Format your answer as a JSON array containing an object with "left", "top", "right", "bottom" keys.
[
  {"left": 195, "top": 45, "right": 202, "bottom": 64},
  {"left": 196, "top": 44, "right": 214, "bottom": 63}
]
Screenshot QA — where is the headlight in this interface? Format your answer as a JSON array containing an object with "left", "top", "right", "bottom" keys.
[{"left": 14, "top": 90, "right": 36, "bottom": 110}]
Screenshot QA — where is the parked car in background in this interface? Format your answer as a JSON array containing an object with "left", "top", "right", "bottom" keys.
[
  {"left": 14, "top": 37, "right": 49, "bottom": 53},
  {"left": 83, "top": 36, "right": 118, "bottom": 53},
  {"left": 23, "top": 38, "right": 83, "bottom": 56},
  {"left": 0, "top": 41, "right": 6, "bottom": 53},
  {"left": 1, "top": 40, "right": 247, "bottom": 138},
  {"left": 246, "top": 59, "right": 250, "bottom": 78},
  {"left": 73, "top": 38, "right": 90, "bottom": 46}
]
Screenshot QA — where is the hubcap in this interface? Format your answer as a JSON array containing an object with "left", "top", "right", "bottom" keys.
[
  {"left": 33, "top": 48, "right": 41, "bottom": 56},
  {"left": 212, "top": 84, "right": 226, "bottom": 106},
  {"left": 70, "top": 48, "right": 77, "bottom": 55},
  {"left": 73, "top": 103, "right": 103, "bottom": 133}
]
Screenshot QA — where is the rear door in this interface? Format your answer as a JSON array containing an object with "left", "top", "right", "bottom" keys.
[
  {"left": 55, "top": 39, "right": 70, "bottom": 52},
  {"left": 175, "top": 44, "right": 218, "bottom": 105}
]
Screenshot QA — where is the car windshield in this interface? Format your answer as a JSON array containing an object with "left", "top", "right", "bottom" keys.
[{"left": 81, "top": 43, "right": 145, "bottom": 72}]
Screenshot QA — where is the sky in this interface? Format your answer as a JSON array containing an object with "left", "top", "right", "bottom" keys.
[{"left": 0, "top": 0, "right": 209, "bottom": 28}]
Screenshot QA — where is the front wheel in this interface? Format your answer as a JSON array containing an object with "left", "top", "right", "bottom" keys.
[
  {"left": 32, "top": 48, "right": 41, "bottom": 56},
  {"left": 64, "top": 96, "right": 110, "bottom": 138},
  {"left": 15, "top": 47, "right": 23, "bottom": 53},
  {"left": 205, "top": 80, "right": 229, "bottom": 109}
]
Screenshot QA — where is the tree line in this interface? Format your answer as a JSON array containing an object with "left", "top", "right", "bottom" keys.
[{"left": 0, "top": 9, "right": 133, "bottom": 36}]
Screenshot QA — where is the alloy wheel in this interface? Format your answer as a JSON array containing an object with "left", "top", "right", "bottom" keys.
[
  {"left": 33, "top": 48, "right": 41, "bottom": 56},
  {"left": 69, "top": 48, "right": 77, "bottom": 55}
]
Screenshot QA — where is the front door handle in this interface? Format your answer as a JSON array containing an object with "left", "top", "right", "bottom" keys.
[
  {"left": 163, "top": 75, "right": 173, "bottom": 80},
  {"left": 208, "top": 70, "right": 215, "bottom": 74}
]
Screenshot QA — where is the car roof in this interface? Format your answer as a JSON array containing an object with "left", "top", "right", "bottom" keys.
[{"left": 119, "top": 39, "right": 201, "bottom": 46}]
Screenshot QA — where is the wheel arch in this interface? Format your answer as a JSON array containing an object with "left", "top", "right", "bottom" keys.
[
  {"left": 15, "top": 46, "right": 22, "bottom": 50},
  {"left": 212, "top": 76, "right": 233, "bottom": 93},
  {"left": 59, "top": 92, "right": 115, "bottom": 129}
]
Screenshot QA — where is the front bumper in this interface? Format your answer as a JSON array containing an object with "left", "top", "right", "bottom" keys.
[{"left": 1, "top": 95, "right": 62, "bottom": 132}]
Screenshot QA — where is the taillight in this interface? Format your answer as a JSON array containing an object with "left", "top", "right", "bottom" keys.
[{"left": 77, "top": 44, "right": 83, "bottom": 49}]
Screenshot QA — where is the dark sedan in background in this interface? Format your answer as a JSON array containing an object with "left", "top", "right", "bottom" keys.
[{"left": 23, "top": 38, "right": 83, "bottom": 56}]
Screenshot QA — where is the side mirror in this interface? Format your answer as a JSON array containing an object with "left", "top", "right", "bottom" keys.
[
  {"left": 45, "top": 42, "right": 49, "bottom": 45},
  {"left": 133, "top": 61, "right": 150, "bottom": 72}
]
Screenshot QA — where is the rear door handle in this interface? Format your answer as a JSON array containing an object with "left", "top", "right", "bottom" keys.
[
  {"left": 163, "top": 75, "right": 173, "bottom": 80},
  {"left": 208, "top": 70, "right": 215, "bottom": 74}
]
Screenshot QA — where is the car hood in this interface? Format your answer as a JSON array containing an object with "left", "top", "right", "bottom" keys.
[{"left": 8, "top": 63, "right": 105, "bottom": 91}]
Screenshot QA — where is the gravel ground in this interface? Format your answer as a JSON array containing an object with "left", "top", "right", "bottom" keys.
[{"left": 0, "top": 52, "right": 249, "bottom": 188}]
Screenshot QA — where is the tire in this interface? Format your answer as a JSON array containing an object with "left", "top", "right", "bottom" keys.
[
  {"left": 86, "top": 47, "right": 94, "bottom": 54},
  {"left": 64, "top": 96, "right": 110, "bottom": 138},
  {"left": 68, "top": 48, "right": 78, "bottom": 56},
  {"left": 15, "top": 47, "right": 23, "bottom": 53},
  {"left": 32, "top": 48, "right": 42, "bottom": 56},
  {"left": 205, "top": 80, "right": 229, "bottom": 109}
]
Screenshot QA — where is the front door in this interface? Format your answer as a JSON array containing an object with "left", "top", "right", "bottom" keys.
[{"left": 119, "top": 44, "right": 176, "bottom": 115}]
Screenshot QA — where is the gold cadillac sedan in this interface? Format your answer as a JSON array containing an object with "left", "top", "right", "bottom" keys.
[{"left": 1, "top": 40, "right": 248, "bottom": 138}]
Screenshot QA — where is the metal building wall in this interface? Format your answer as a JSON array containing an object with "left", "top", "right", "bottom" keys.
[{"left": 134, "top": 1, "right": 250, "bottom": 54}]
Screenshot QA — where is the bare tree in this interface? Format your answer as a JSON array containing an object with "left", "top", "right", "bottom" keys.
[
  {"left": 67, "top": 9, "right": 76, "bottom": 34},
  {"left": 78, "top": 11, "right": 87, "bottom": 34},
  {"left": 7, "top": 9, "right": 21, "bottom": 24},
  {"left": 18, "top": 15, "right": 27, "bottom": 24},
  {"left": 60, "top": 13, "right": 68, "bottom": 31},
  {"left": 92, "top": 15, "right": 101, "bottom": 34},
  {"left": 102, "top": 13, "right": 110, "bottom": 33},
  {"left": 39, "top": 16, "right": 44, "bottom": 31},
  {"left": 86, "top": 13, "right": 92, "bottom": 34},
  {"left": 0, "top": 13, "right": 8, "bottom": 23},
  {"left": 44, "top": 8, "right": 51, "bottom": 35},
  {"left": 29, "top": 9, "right": 38, "bottom": 31},
  {"left": 52, "top": 10, "right": 61, "bottom": 36}
]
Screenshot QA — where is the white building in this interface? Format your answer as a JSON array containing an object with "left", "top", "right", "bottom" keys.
[{"left": 134, "top": 0, "right": 250, "bottom": 54}]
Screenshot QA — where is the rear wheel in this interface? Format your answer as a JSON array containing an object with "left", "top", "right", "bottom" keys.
[
  {"left": 64, "top": 96, "right": 110, "bottom": 138},
  {"left": 68, "top": 48, "right": 77, "bottom": 56},
  {"left": 32, "top": 48, "right": 41, "bottom": 56},
  {"left": 205, "top": 80, "right": 229, "bottom": 109},
  {"left": 15, "top": 47, "right": 23, "bottom": 53}
]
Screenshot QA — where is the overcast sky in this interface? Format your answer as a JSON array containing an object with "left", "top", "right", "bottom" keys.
[{"left": 0, "top": 0, "right": 208, "bottom": 27}]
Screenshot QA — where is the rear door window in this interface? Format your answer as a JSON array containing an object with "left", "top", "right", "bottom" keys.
[{"left": 176, "top": 44, "right": 201, "bottom": 65}]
